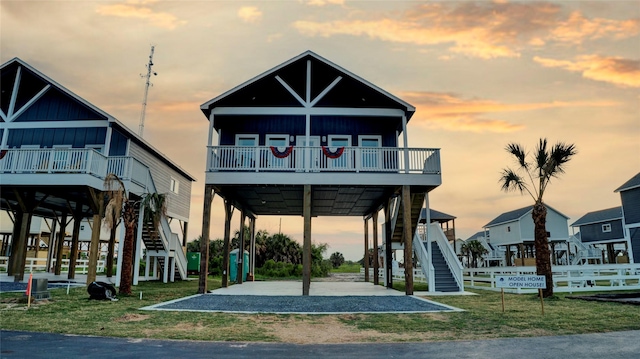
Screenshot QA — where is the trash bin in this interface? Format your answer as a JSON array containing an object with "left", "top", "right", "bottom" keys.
[
  {"left": 187, "top": 252, "right": 201, "bottom": 274},
  {"left": 229, "top": 249, "right": 249, "bottom": 282}
]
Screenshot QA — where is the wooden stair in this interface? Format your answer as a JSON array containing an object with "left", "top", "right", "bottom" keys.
[{"left": 390, "top": 192, "right": 425, "bottom": 244}]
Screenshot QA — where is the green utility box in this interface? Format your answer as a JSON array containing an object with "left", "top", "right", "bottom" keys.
[
  {"left": 187, "top": 252, "right": 201, "bottom": 274},
  {"left": 229, "top": 249, "right": 249, "bottom": 282}
]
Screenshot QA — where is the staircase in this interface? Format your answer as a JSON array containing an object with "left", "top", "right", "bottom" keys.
[
  {"left": 428, "top": 242, "right": 460, "bottom": 292},
  {"left": 390, "top": 192, "right": 425, "bottom": 243},
  {"left": 569, "top": 235, "right": 601, "bottom": 265}
]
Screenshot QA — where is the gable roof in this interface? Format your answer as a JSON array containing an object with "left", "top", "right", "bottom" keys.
[
  {"left": 0, "top": 58, "right": 196, "bottom": 181},
  {"left": 483, "top": 204, "right": 569, "bottom": 228},
  {"left": 419, "top": 208, "right": 456, "bottom": 223},
  {"left": 465, "top": 231, "right": 487, "bottom": 241},
  {"left": 614, "top": 172, "right": 640, "bottom": 193},
  {"left": 571, "top": 206, "right": 623, "bottom": 227},
  {"left": 200, "top": 50, "right": 415, "bottom": 120}
]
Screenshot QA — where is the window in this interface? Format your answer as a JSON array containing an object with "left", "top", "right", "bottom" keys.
[
  {"left": 602, "top": 223, "right": 611, "bottom": 233},
  {"left": 327, "top": 135, "right": 351, "bottom": 169},
  {"left": 235, "top": 134, "right": 258, "bottom": 169},
  {"left": 358, "top": 135, "right": 381, "bottom": 170},
  {"left": 170, "top": 177, "right": 179, "bottom": 194},
  {"left": 507, "top": 226, "right": 511, "bottom": 232}
]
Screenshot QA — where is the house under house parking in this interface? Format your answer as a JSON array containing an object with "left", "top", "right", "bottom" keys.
[
  {"left": 199, "top": 50, "right": 463, "bottom": 295},
  {"left": 0, "top": 58, "right": 195, "bottom": 285}
]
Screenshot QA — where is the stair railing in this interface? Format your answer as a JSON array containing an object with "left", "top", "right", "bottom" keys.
[
  {"left": 429, "top": 223, "right": 464, "bottom": 291},
  {"left": 413, "top": 225, "right": 434, "bottom": 290}
]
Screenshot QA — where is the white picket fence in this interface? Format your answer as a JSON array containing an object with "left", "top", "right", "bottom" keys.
[
  {"left": 0, "top": 256, "right": 105, "bottom": 275},
  {"left": 464, "top": 264, "right": 640, "bottom": 294}
]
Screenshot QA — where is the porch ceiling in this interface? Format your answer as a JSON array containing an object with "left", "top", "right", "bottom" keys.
[
  {"left": 1, "top": 185, "right": 99, "bottom": 220},
  {"left": 214, "top": 185, "right": 401, "bottom": 217}
]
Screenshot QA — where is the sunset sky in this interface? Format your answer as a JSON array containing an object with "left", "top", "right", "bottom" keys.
[{"left": 2, "top": 0, "right": 639, "bottom": 260}]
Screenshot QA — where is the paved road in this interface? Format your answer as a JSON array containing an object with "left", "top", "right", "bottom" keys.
[{"left": 2, "top": 330, "right": 639, "bottom": 358}]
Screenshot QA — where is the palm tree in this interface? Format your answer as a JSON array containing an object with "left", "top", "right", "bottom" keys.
[
  {"left": 463, "top": 240, "right": 488, "bottom": 268},
  {"left": 500, "top": 138, "right": 576, "bottom": 297},
  {"left": 103, "top": 173, "right": 167, "bottom": 295}
]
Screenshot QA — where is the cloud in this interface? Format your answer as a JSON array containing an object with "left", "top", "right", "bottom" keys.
[
  {"left": 534, "top": 55, "right": 640, "bottom": 88},
  {"left": 96, "top": 1, "right": 185, "bottom": 30},
  {"left": 305, "top": 0, "right": 345, "bottom": 6},
  {"left": 238, "top": 6, "right": 262, "bottom": 23},
  {"left": 401, "top": 91, "right": 617, "bottom": 132},
  {"left": 549, "top": 11, "right": 640, "bottom": 44},
  {"left": 292, "top": 2, "right": 639, "bottom": 59}
]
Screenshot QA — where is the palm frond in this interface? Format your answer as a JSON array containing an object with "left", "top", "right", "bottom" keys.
[
  {"left": 500, "top": 168, "right": 536, "bottom": 201},
  {"left": 505, "top": 143, "right": 528, "bottom": 169},
  {"left": 535, "top": 138, "right": 549, "bottom": 175}
]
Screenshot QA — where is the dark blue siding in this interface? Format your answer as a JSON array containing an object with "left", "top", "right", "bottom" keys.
[
  {"left": 108, "top": 128, "right": 128, "bottom": 156},
  {"left": 631, "top": 228, "right": 640, "bottom": 264},
  {"left": 8, "top": 127, "right": 107, "bottom": 148},
  {"left": 579, "top": 219, "right": 625, "bottom": 243},
  {"left": 217, "top": 115, "right": 400, "bottom": 147},
  {"left": 621, "top": 188, "right": 640, "bottom": 225},
  {"left": 14, "top": 88, "right": 106, "bottom": 122}
]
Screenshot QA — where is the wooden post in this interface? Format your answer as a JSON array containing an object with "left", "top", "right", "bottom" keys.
[
  {"left": 87, "top": 188, "right": 104, "bottom": 284},
  {"left": 221, "top": 200, "right": 233, "bottom": 288},
  {"left": 249, "top": 217, "right": 256, "bottom": 280},
  {"left": 373, "top": 213, "right": 379, "bottom": 285},
  {"left": 364, "top": 218, "right": 369, "bottom": 283},
  {"left": 106, "top": 212, "right": 117, "bottom": 277},
  {"left": 302, "top": 184, "right": 312, "bottom": 296},
  {"left": 402, "top": 185, "right": 413, "bottom": 295},
  {"left": 7, "top": 207, "right": 24, "bottom": 277},
  {"left": 198, "top": 185, "right": 214, "bottom": 294}
]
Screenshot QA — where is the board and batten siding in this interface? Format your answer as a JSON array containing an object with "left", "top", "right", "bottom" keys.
[
  {"left": 579, "top": 219, "right": 625, "bottom": 243},
  {"left": 128, "top": 142, "right": 191, "bottom": 221},
  {"left": 621, "top": 188, "right": 640, "bottom": 225}
]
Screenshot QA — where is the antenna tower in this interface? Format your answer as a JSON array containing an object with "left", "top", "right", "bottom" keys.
[{"left": 138, "top": 45, "right": 157, "bottom": 137}]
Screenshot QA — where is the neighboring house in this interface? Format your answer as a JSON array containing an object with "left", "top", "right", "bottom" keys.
[
  {"left": 418, "top": 208, "right": 456, "bottom": 249},
  {"left": 571, "top": 207, "right": 626, "bottom": 263},
  {"left": 199, "top": 50, "right": 443, "bottom": 294},
  {"left": 615, "top": 172, "right": 640, "bottom": 263},
  {"left": 463, "top": 231, "right": 505, "bottom": 267},
  {"left": 0, "top": 58, "right": 195, "bottom": 283},
  {"left": 483, "top": 204, "right": 570, "bottom": 266}
]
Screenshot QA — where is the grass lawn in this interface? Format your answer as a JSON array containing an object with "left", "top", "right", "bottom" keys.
[
  {"left": 1, "top": 278, "right": 639, "bottom": 343},
  {"left": 330, "top": 262, "right": 361, "bottom": 273}
]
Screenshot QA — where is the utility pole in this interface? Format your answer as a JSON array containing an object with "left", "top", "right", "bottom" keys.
[{"left": 138, "top": 45, "right": 157, "bottom": 137}]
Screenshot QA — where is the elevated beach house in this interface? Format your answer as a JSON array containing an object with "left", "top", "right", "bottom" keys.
[
  {"left": 615, "top": 172, "right": 640, "bottom": 264},
  {"left": 0, "top": 58, "right": 195, "bottom": 284},
  {"left": 199, "top": 51, "right": 446, "bottom": 295},
  {"left": 483, "top": 204, "right": 571, "bottom": 266}
]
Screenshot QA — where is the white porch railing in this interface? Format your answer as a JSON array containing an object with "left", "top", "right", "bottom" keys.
[
  {"left": 207, "top": 146, "right": 441, "bottom": 174},
  {"left": 0, "top": 148, "right": 139, "bottom": 182},
  {"left": 0, "top": 256, "right": 105, "bottom": 274},
  {"left": 464, "top": 264, "right": 640, "bottom": 294}
]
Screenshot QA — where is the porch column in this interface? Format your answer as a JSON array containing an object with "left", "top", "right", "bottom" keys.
[
  {"left": 402, "top": 185, "right": 413, "bottom": 295},
  {"left": 54, "top": 212, "right": 68, "bottom": 275},
  {"left": 373, "top": 212, "right": 379, "bottom": 286},
  {"left": 8, "top": 190, "right": 36, "bottom": 281},
  {"left": 198, "top": 185, "right": 215, "bottom": 294},
  {"left": 402, "top": 115, "right": 409, "bottom": 174},
  {"left": 106, "top": 209, "right": 118, "bottom": 277},
  {"left": 221, "top": 199, "right": 233, "bottom": 288},
  {"left": 182, "top": 221, "right": 189, "bottom": 248},
  {"left": 249, "top": 217, "right": 256, "bottom": 280},
  {"left": 302, "top": 184, "right": 312, "bottom": 295},
  {"left": 115, "top": 221, "right": 125, "bottom": 287},
  {"left": 87, "top": 188, "right": 104, "bottom": 284},
  {"left": 237, "top": 210, "right": 246, "bottom": 284},
  {"left": 385, "top": 199, "right": 393, "bottom": 289},
  {"left": 363, "top": 217, "right": 369, "bottom": 283}
]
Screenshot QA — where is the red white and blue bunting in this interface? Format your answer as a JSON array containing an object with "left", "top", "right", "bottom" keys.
[
  {"left": 270, "top": 146, "right": 293, "bottom": 158},
  {"left": 322, "top": 146, "right": 344, "bottom": 159}
]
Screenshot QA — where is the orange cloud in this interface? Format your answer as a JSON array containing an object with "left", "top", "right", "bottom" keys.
[
  {"left": 96, "top": 1, "right": 185, "bottom": 30},
  {"left": 402, "top": 91, "right": 617, "bottom": 132},
  {"left": 292, "top": 2, "right": 638, "bottom": 59},
  {"left": 238, "top": 6, "right": 262, "bottom": 23},
  {"left": 305, "top": 0, "right": 345, "bottom": 6},
  {"left": 549, "top": 11, "right": 640, "bottom": 44},
  {"left": 534, "top": 55, "right": 640, "bottom": 88}
]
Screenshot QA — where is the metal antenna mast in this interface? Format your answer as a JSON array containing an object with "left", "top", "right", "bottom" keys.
[{"left": 138, "top": 45, "right": 157, "bottom": 137}]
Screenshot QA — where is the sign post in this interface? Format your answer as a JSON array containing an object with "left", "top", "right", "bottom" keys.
[{"left": 496, "top": 275, "right": 547, "bottom": 315}]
